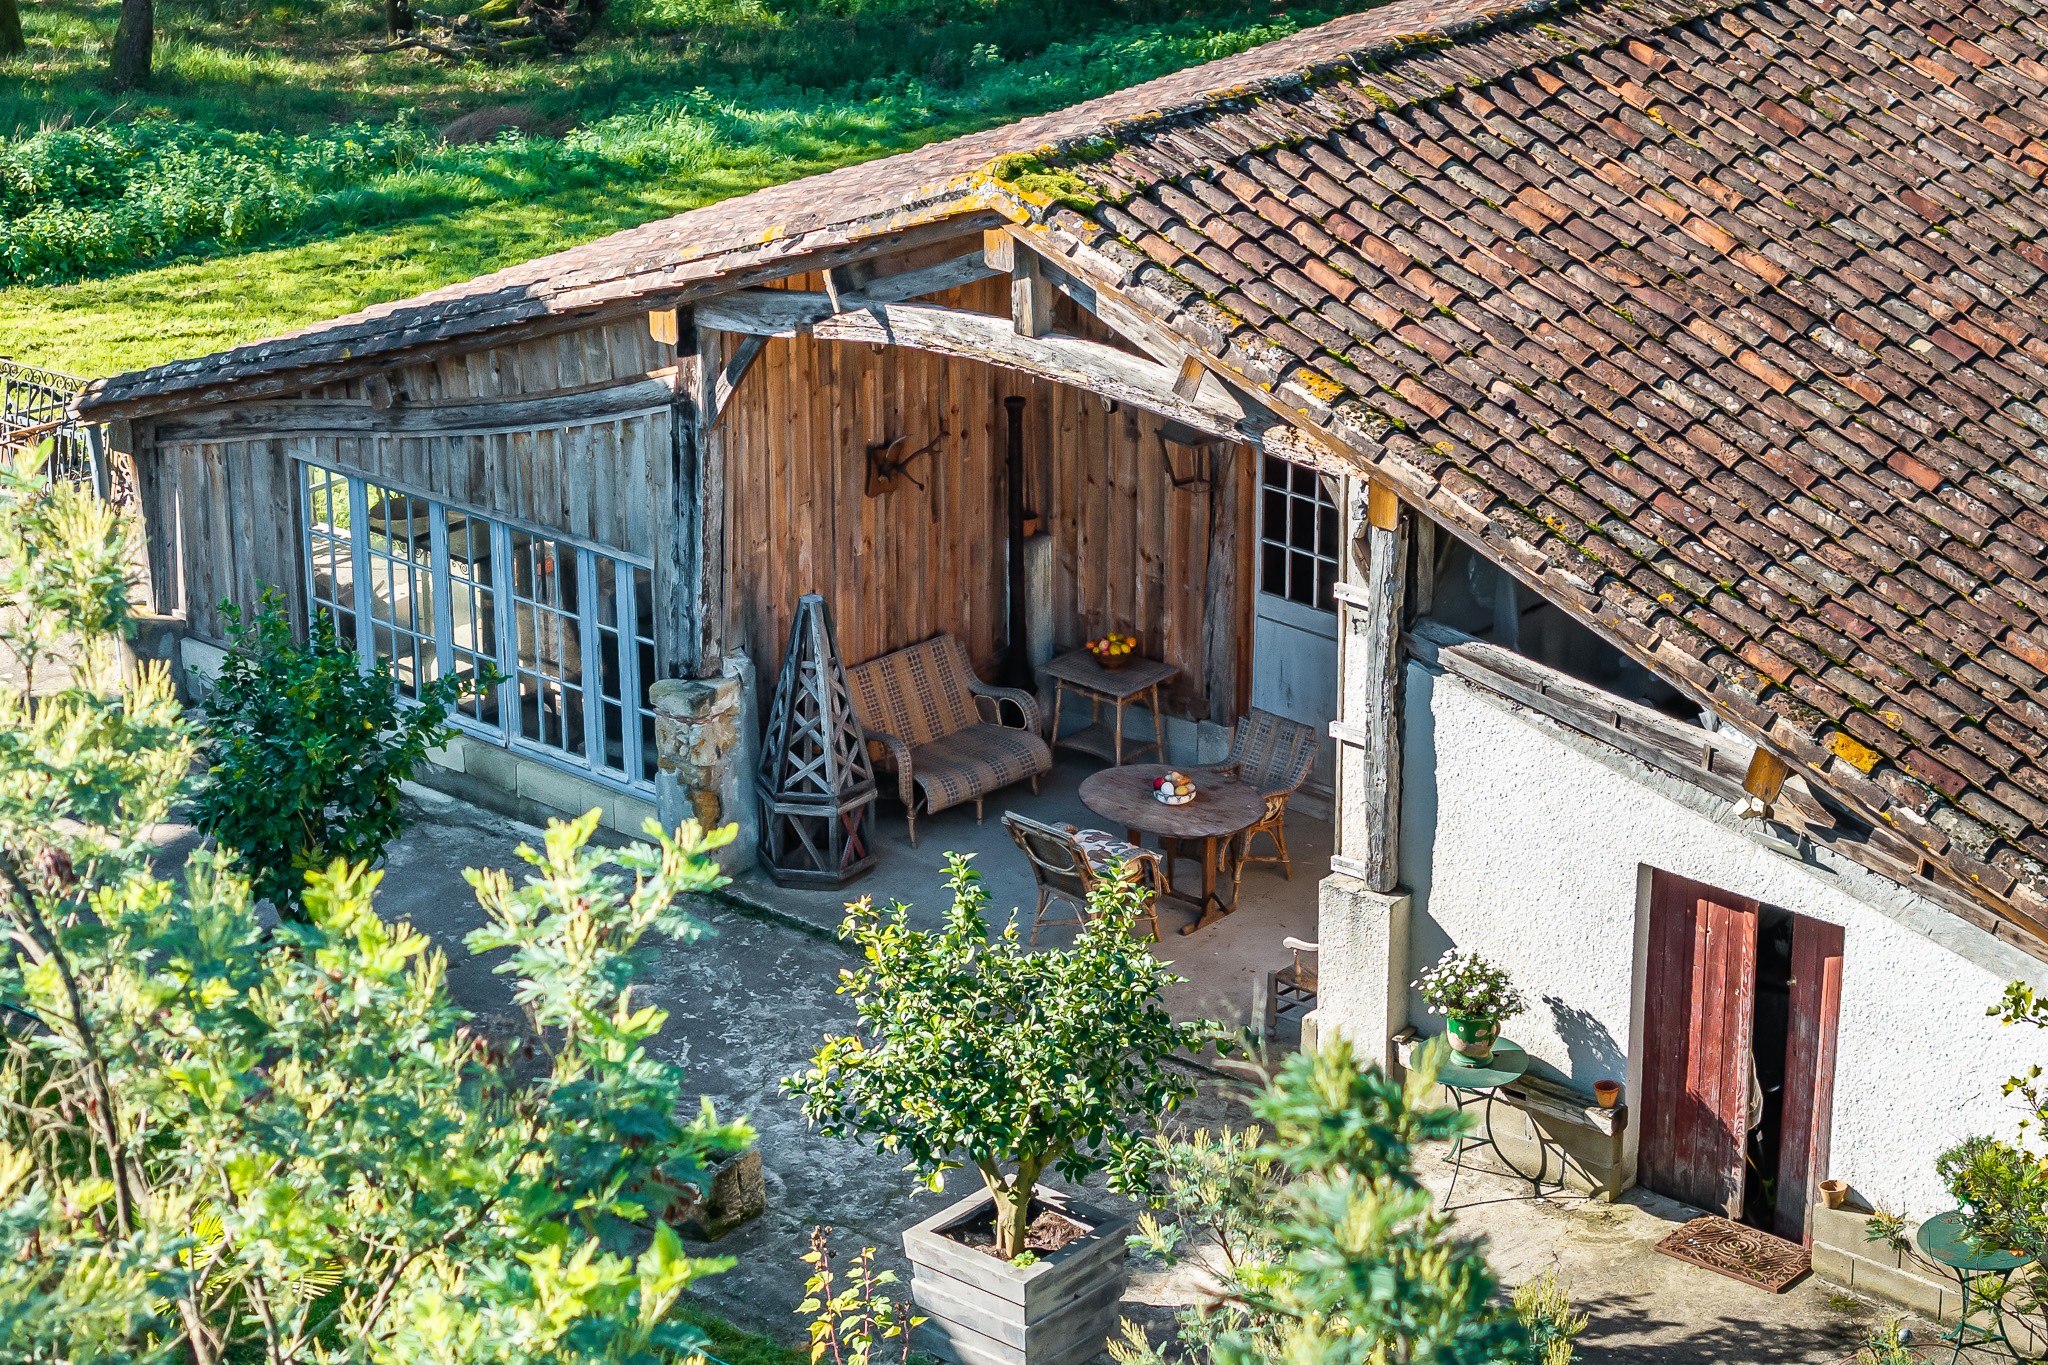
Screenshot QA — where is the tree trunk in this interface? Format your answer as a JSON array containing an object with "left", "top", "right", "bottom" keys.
[
  {"left": 109, "top": 0, "right": 152, "bottom": 89},
  {"left": 987, "top": 1181, "right": 1031, "bottom": 1262},
  {"left": 0, "top": 0, "right": 25, "bottom": 59},
  {"left": 979, "top": 1157, "right": 1045, "bottom": 1262}
]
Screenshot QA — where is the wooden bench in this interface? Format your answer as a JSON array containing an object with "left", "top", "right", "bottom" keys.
[{"left": 846, "top": 633, "right": 1052, "bottom": 845}]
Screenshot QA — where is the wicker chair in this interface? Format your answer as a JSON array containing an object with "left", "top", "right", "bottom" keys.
[
  {"left": 846, "top": 633, "right": 1051, "bottom": 845},
  {"left": 1194, "top": 708, "right": 1320, "bottom": 892},
  {"left": 1003, "top": 812, "right": 1165, "bottom": 944}
]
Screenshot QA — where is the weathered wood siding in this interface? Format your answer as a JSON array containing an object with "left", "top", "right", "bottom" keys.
[
  {"left": 143, "top": 272, "right": 1255, "bottom": 725},
  {"left": 722, "top": 274, "right": 1255, "bottom": 723},
  {"left": 150, "top": 320, "right": 676, "bottom": 642}
]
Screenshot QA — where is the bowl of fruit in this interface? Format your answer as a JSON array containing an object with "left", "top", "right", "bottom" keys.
[
  {"left": 1153, "top": 770, "right": 1196, "bottom": 806},
  {"left": 1087, "top": 632, "right": 1137, "bottom": 670}
]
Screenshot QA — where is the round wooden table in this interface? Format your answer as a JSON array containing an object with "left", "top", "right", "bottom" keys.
[{"left": 1078, "top": 764, "right": 1264, "bottom": 934}]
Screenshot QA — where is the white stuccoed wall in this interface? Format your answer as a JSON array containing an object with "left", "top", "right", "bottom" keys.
[{"left": 1329, "top": 657, "right": 2048, "bottom": 1217}]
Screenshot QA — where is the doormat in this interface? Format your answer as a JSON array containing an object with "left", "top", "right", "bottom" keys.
[{"left": 1653, "top": 1216, "right": 1811, "bottom": 1293}]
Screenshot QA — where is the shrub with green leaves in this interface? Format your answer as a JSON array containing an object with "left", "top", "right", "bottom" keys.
[
  {"left": 1112, "top": 1040, "right": 1538, "bottom": 1365},
  {"left": 193, "top": 588, "right": 469, "bottom": 918},
  {"left": 0, "top": 450, "right": 752, "bottom": 1360},
  {"left": 785, "top": 857, "right": 1215, "bottom": 1261}
]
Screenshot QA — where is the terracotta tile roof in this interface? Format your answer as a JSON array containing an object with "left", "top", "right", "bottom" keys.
[{"left": 1017, "top": 0, "right": 2048, "bottom": 931}]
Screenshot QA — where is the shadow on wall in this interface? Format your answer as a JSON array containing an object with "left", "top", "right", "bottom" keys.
[
  {"left": 1545, "top": 994, "right": 1625, "bottom": 1088},
  {"left": 1398, "top": 662, "right": 1446, "bottom": 1028}
]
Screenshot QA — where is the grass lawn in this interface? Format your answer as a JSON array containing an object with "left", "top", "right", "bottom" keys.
[{"left": 0, "top": 0, "right": 1365, "bottom": 379}]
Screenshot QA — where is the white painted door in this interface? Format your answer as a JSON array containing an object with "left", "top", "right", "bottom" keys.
[{"left": 1250, "top": 454, "right": 1340, "bottom": 792}]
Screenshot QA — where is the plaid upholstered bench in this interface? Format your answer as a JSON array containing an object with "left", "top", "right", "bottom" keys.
[{"left": 846, "top": 633, "right": 1052, "bottom": 845}]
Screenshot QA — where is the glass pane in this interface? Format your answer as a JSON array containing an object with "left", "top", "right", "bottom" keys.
[
  {"left": 1290, "top": 551, "right": 1317, "bottom": 606},
  {"left": 1289, "top": 495, "right": 1316, "bottom": 553},
  {"left": 362, "top": 484, "right": 437, "bottom": 696},
  {"left": 509, "top": 528, "right": 586, "bottom": 759},
  {"left": 1261, "top": 542, "right": 1287, "bottom": 598},
  {"left": 303, "top": 465, "right": 357, "bottom": 644},
  {"left": 634, "top": 567, "right": 657, "bottom": 785},
  {"left": 446, "top": 511, "right": 500, "bottom": 730}
]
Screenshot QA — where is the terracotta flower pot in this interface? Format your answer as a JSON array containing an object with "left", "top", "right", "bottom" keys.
[
  {"left": 1820, "top": 1179, "right": 1849, "bottom": 1210},
  {"left": 1445, "top": 1013, "right": 1499, "bottom": 1064},
  {"left": 1593, "top": 1079, "right": 1622, "bottom": 1108}
]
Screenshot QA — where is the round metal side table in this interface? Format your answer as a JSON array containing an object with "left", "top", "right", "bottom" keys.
[
  {"left": 1917, "top": 1209, "right": 2032, "bottom": 1363},
  {"left": 1438, "top": 1038, "right": 1554, "bottom": 1209}
]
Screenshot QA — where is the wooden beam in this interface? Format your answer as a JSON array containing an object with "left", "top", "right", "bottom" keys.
[
  {"left": 693, "top": 251, "right": 1000, "bottom": 335},
  {"left": 822, "top": 263, "right": 872, "bottom": 313},
  {"left": 696, "top": 296, "right": 1263, "bottom": 443},
  {"left": 648, "top": 308, "right": 680, "bottom": 346},
  {"left": 1011, "top": 251, "right": 1053, "bottom": 338},
  {"left": 155, "top": 377, "right": 675, "bottom": 441},
  {"left": 1744, "top": 747, "right": 1791, "bottom": 803},
  {"left": 658, "top": 325, "right": 728, "bottom": 683},
  {"left": 981, "top": 228, "right": 1015, "bottom": 273},
  {"left": 1367, "top": 478, "right": 1400, "bottom": 531},
  {"left": 1354, "top": 504, "right": 1409, "bottom": 893},
  {"left": 710, "top": 334, "right": 765, "bottom": 425},
  {"left": 1172, "top": 354, "right": 1207, "bottom": 400}
]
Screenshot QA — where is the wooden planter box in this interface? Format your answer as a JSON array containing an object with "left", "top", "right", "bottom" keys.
[{"left": 902, "top": 1188, "right": 1133, "bottom": 1365}]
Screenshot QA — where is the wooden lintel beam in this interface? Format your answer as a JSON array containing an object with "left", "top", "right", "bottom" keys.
[
  {"left": 155, "top": 377, "right": 675, "bottom": 441},
  {"left": 696, "top": 296, "right": 1260, "bottom": 443}
]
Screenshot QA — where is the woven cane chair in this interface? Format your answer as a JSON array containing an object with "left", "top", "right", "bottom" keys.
[
  {"left": 1003, "top": 812, "right": 1165, "bottom": 944},
  {"left": 1194, "top": 708, "right": 1319, "bottom": 893}
]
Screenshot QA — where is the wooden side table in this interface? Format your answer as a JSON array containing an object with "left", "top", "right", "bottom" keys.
[{"left": 1043, "top": 650, "right": 1177, "bottom": 767}]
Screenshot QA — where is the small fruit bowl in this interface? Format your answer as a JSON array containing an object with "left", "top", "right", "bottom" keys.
[
  {"left": 1153, "top": 771, "right": 1196, "bottom": 806},
  {"left": 1086, "top": 632, "right": 1137, "bottom": 671}
]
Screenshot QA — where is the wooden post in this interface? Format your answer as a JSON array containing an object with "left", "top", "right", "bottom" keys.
[
  {"left": 1012, "top": 252, "right": 1053, "bottom": 339},
  {"left": 1200, "top": 445, "right": 1244, "bottom": 725},
  {"left": 1333, "top": 478, "right": 1407, "bottom": 893},
  {"left": 659, "top": 317, "right": 727, "bottom": 680}
]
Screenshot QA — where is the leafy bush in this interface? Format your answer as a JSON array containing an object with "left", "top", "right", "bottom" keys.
[
  {"left": 1110, "top": 1039, "right": 1536, "bottom": 1365},
  {"left": 193, "top": 589, "right": 469, "bottom": 918},
  {"left": 1513, "top": 1269, "right": 1588, "bottom": 1365},
  {"left": 785, "top": 856, "right": 1216, "bottom": 1261},
  {"left": 0, "top": 452, "right": 752, "bottom": 1360}
]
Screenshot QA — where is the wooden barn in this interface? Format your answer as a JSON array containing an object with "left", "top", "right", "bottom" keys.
[{"left": 77, "top": 0, "right": 2048, "bottom": 1293}]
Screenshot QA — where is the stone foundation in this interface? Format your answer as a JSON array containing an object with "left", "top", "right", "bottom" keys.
[{"left": 652, "top": 651, "right": 759, "bottom": 871}]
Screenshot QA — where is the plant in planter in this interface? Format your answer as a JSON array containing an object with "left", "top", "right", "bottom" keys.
[
  {"left": 1414, "top": 949, "right": 1527, "bottom": 1064},
  {"left": 786, "top": 856, "right": 1218, "bottom": 1365}
]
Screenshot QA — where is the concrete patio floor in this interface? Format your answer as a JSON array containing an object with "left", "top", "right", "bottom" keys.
[
  {"left": 135, "top": 774, "right": 1907, "bottom": 1363},
  {"left": 332, "top": 787, "right": 1909, "bottom": 1364},
  {"left": 725, "top": 751, "right": 1330, "bottom": 1035}
]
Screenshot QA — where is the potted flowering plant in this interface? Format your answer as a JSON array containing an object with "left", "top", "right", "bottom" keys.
[{"left": 1414, "top": 949, "right": 1527, "bottom": 1064}]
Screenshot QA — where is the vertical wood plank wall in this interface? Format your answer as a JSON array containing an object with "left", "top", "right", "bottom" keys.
[
  {"left": 722, "top": 275, "right": 1256, "bottom": 724},
  {"left": 151, "top": 320, "right": 675, "bottom": 642},
  {"left": 144, "top": 291, "right": 1257, "bottom": 727}
]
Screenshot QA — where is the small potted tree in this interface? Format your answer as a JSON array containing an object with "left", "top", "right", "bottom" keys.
[
  {"left": 1415, "top": 948, "right": 1527, "bottom": 1065},
  {"left": 787, "top": 857, "right": 1216, "bottom": 1365}
]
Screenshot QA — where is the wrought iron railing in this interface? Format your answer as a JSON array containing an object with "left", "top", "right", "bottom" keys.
[{"left": 0, "top": 358, "right": 126, "bottom": 503}]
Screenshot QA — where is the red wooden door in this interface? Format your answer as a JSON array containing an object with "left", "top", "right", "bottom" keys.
[
  {"left": 1774, "top": 915, "right": 1845, "bottom": 1243},
  {"left": 1641, "top": 871, "right": 1760, "bottom": 1218}
]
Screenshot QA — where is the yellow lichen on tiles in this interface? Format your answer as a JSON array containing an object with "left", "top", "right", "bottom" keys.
[{"left": 1827, "top": 731, "right": 1882, "bottom": 773}]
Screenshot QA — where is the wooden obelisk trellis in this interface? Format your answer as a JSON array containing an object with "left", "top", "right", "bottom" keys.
[{"left": 757, "top": 594, "right": 877, "bottom": 885}]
